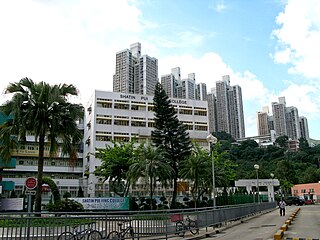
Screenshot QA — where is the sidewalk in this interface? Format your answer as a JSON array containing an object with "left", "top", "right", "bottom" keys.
[
  {"left": 170, "top": 206, "right": 300, "bottom": 240},
  {"left": 284, "top": 205, "right": 320, "bottom": 239}
]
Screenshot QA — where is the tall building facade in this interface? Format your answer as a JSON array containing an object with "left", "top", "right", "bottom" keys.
[
  {"left": 160, "top": 73, "right": 177, "bottom": 98},
  {"left": 161, "top": 68, "right": 200, "bottom": 100},
  {"left": 272, "top": 98, "right": 287, "bottom": 137},
  {"left": 286, "top": 106, "right": 301, "bottom": 140},
  {"left": 113, "top": 42, "right": 158, "bottom": 95},
  {"left": 196, "top": 83, "right": 207, "bottom": 101},
  {"left": 228, "top": 85, "right": 245, "bottom": 139},
  {"left": 207, "top": 92, "right": 217, "bottom": 133},
  {"left": 264, "top": 96, "right": 309, "bottom": 141},
  {"left": 257, "top": 111, "right": 269, "bottom": 136},
  {"left": 215, "top": 78, "right": 230, "bottom": 134},
  {"left": 211, "top": 75, "right": 245, "bottom": 139},
  {"left": 299, "top": 116, "right": 310, "bottom": 140}
]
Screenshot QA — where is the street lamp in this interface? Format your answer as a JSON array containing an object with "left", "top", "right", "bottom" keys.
[
  {"left": 270, "top": 173, "right": 274, "bottom": 202},
  {"left": 207, "top": 134, "right": 218, "bottom": 208},
  {"left": 254, "top": 164, "right": 260, "bottom": 203}
]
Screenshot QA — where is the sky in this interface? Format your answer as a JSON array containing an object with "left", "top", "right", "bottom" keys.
[{"left": 0, "top": 0, "right": 319, "bottom": 139}]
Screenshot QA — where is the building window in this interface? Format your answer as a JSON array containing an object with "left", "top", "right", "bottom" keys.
[
  {"left": 301, "top": 189, "right": 306, "bottom": 193},
  {"left": 131, "top": 121, "right": 146, "bottom": 127},
  {"left": 179, "top": 109, "right": 193, "bottom": 115},
  {"left": 148, "top": 122, "right": 155, "bottom": 128},
  {"left": 114, "top": 120, "right": 129, "bottom": 126},
  {"left": 114, "top": 103, "right": 129, "bottom": 110}
]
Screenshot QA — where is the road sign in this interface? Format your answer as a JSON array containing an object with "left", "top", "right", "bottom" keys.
[
  {"left": 25, "top": 190, "right": 36, "bottom": 195},
  {"left": 25, "top": 177, "right": 38, "bottom": 190}
]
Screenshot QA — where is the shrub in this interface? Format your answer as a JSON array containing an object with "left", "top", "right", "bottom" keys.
[{"left": 45, "top": 199, "right": 84, "bottom": 212}]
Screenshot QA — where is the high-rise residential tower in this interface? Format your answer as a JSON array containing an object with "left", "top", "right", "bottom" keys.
[
  {"left": 257, "top": 109, "right": 269, "bottom": 136},
  {"left": 299, "top": 116, "right": 310, "bottom": 140},
  {"left": 207, "top": 92, "right": 217, "bottom": 133},
  {"left": 214, "top": 75, "right": 245, "bottom": 139},
  {"left": 161, "top": 67, "right": 180, "bottom": 98},
  {"left": 215, "top": 76, "right": 230, "bottom": 134},
  {"left": 228, "top": 85, "right": 245, "bottom": 139},
  {"left": 286, "top": 106, "right": 301, "bottom": 140},
  {"left": 113, "top": 42, "right": 158, "bottom": 95},
  {"left": 272, "top": 97, "right": 287, "bottom": 137},
  {"left": 177, "top": 74, "right": 196, "bottom": 100},
  {"left": 196, "top": 83, "right": 207, "bottom": 101}
]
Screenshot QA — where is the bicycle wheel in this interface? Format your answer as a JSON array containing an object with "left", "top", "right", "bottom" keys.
[
  {"left": 87, "top": 230, "right": 102, "bottom": 240},
  {"left": 189, "top": 220, "right": 199, "bottom": 235},
  {"left": 123, "top": 227, "right": 135, "bottom": 240},
  {"left": 58, "top": 232, "right": 76, "bottom": 240},
  {"left": 106, "top": 231, "right": 120, "bottom": 240},
  {"left": 175, "top": 221, "right": 185, "bottom": 237}
]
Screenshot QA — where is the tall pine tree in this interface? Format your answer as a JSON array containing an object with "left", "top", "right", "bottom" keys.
[{"left": 151, "top": 82, "right": 193, "bottom": 208}]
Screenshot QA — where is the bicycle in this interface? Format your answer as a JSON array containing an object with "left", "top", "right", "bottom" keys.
[
  {"left": 175, "top": 215, "right": 199, "bottom": 237},
  {"left": 58, "top": 223, "right": 102, "bottom": 240},
  {"left": 106, "top": 220, "right": 134, "bottom": 240}
]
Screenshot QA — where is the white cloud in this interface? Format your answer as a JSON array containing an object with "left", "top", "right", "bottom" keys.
[
  {"left": 0, "top": 0, "right": 147, "bottom": 105},
  {"left": 272, "top": 0, "right": 320, "bottom": 79},
  {"left": 209, "top": 0, "right": 226, "bottom": 13},
  {"left": 280, "top": 82, "right": 320, "bottom": 117}
]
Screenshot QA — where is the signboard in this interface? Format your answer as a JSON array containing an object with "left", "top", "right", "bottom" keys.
[
  {"left": 71, "top": 197, "right": 130, "bottom": 210},
  {"left": 0, "top": 198, "right": 24, "bottom": 211},
  {"left": 26, "top": 190, "right": 36, "bottom": 195},
  {"left": 25, "top": 177, "right": 38, "bottom": 189}
]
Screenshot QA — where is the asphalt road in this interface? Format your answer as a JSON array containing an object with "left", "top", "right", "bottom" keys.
[
  {"left": 284, "top": 204, "right": 320, "bottom": 239},
  {"left": 192, "top": 205, "right": 320, "bottom": 240}
]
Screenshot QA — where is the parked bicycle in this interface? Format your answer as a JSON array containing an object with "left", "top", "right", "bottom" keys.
[
  {"left": 58, "top": 222, "right": 102, "bottom": 240},
  {"left": 106, "top": 220, "right": 134, "bottom": 240},
  {"left": 175, "top": 215, "right": 199, "bottom": 237}
]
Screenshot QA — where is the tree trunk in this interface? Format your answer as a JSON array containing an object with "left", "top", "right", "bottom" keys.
[
  {"left": 35, "top": 131, "right": 45, "bottom": 213},
  {"left": 150, "top": 177, "right": 153, "bottom": 210},
  {"left": 171, "top": 176, "right": 178, "bottom": 209}
]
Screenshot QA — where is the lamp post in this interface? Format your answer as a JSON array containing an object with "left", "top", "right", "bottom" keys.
[
  {"left": 270, "top": 173, "right": 274, "bottom": 202},
  {"left": 254, "top": 164, "right": 260, "bottom": 203},
  {"left": 207, "top": 134, "right": 218, "bottom": 208}
]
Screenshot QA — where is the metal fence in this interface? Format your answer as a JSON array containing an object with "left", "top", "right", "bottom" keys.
[{"left": 0, "top": 202, "right": 276, "bottom": 239}]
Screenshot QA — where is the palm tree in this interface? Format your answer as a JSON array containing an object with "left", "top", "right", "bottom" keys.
[
  {"left": 180, "top": 144, "right": 211, "bottom": 206},
  {"left": 95, "top": 141, "right": 137, "bottom": 197},
  {"left": 0, "top": 78, "right": 83, "bottom": 212},
  {"left": 128, "top": 144, "right": 174, "bottom": 210}
]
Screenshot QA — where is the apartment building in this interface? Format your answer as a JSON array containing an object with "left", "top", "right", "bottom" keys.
[{"left": 113, "top": 42, "right": 158, "bottom": 95}]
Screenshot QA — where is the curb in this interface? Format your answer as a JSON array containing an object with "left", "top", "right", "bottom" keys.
[
  {"left": 274, "top": 208, "right": 301, "bottom": 240},
  {"left": 285, "top": 238, "right": 320, "bottom": 240}
]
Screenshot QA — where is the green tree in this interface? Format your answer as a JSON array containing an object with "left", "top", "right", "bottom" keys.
[
  {"left": 42, "top": 177, "right": 61, "bottom": 203},
  {"left": 94, "top": 141, "right": 136, "bottom": 197},
  {"left": 151, "top": 82, "right": 193, "bottom": 209},
  {"left": 0, "top": 78, "right": 83, "bottom": 212},
  {"left": 301, "top": 166, "right": 320, "bottom": 183},
  {"left": 275, "top": 159, "right": 297, "bottom": 194},
  {"left": 214, "top": 142, "right": 237, "bottom": 188},
  {"left": 180, "top": 144, "right": 211, "bottom": 205},
  {"left": 213, "top": 131, "right": 235, "bottom": 142},
  {"left": 298, "top": 137, "right": 310, "bottom": 152},
  {"left": 128, "top": 144, "right": 174, "bottom": 210},
  {"left": 275, "top": 135, "right": 289, "bottom": 148}
]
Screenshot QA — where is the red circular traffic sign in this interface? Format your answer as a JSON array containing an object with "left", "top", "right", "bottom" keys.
[{"left": 25, "top": 177, "right": 38, "bottom": 189}]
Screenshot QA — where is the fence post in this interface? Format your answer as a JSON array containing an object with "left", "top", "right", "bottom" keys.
[{"left": 26, "top": 195, "right": 32, "bottom": 240}]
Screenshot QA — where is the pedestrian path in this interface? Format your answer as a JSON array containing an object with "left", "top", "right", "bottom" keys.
[
  {"left": 170, "top": 206, "right": 297, "bottom": 240},
  {"left": 284, "top": 205, "right": 320, "bottom": 240}
]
